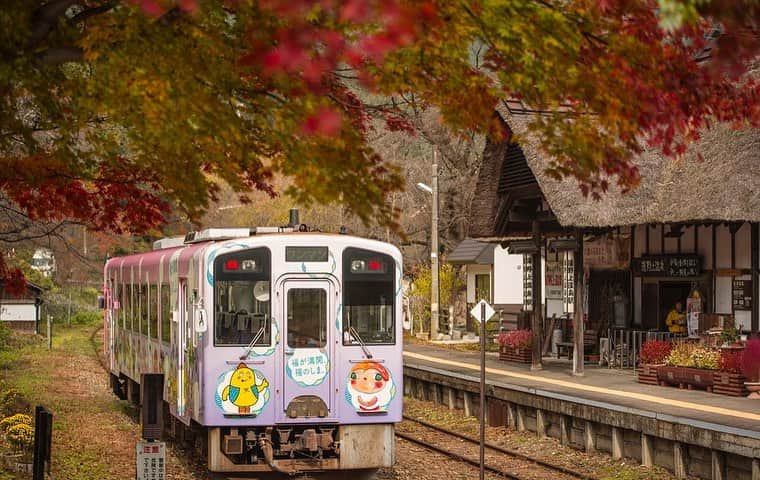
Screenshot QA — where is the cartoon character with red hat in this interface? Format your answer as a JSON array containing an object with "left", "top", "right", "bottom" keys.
[{"left": 345, "top": 361, "right": 396, "bottom": 413}]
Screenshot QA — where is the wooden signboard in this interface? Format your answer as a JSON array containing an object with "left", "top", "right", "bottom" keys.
[
  {"left": 732, "top": 279, "right": 753, "bottom": 311},
  {"left": 634, "top": 255, "right": 701, "bottom": 278}
]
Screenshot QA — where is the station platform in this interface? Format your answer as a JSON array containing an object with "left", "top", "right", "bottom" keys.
[{"left": 403, "top": 342, "right": 760, "bottom": 437}]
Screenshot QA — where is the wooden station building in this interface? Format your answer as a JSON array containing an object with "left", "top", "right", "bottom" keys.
[{"left": 469, "top": 101, "right": 760, "bottom": 374}]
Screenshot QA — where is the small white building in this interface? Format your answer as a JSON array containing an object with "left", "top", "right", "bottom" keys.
[
  {"left": 0, "top": 281, "right": 43, "bottom": 333},
  {"left": 447, "top": 238, "right": 529, "bottom": 330},
  {"left": 31, "top": 248, "right": 56, "bottom": 277}
]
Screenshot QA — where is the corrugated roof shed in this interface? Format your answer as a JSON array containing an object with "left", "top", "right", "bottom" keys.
[{"left": 446, "top": 238, "right": 494, "bottom": 265}]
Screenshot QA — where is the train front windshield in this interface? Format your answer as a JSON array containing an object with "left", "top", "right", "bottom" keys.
[
  {"left": 214, "top": 248, "right": 271, "bottom": 346},
  {"left": 342, "top": 247, "right": 395, "bottom": 345}
]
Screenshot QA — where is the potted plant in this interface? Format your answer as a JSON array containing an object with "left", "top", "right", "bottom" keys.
[
  {"left": 497, "top": 329, "right": 532, "bottom": 363},
  {"left": 719, "top": 324, "right": 741, "bottom": 347},
  {"left": 741, "top": 338, "right": 760, "bottom": 398},
  {"left": 713, "top": 349, "right": 747, "bottom": 396},
  {"left": 637, "top": 340, "right": 671, "bottom": 385}
]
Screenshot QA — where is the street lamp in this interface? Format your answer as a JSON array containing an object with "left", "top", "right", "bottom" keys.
[{"left": 416, "top": 151, "right": 439, "bottom": 339}]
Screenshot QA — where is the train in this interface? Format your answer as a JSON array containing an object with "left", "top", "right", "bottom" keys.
[{"left": 102, "top": 222, "right": 402, "bottom": 475}]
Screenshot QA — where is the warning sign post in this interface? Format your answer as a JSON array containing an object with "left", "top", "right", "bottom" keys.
[{"left": 136, "top": 441, "right": 166, "bottom": 480}]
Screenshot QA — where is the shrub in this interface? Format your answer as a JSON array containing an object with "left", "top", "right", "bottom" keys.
[
  {"left": 639, "top": 340, "right": 672, "bottom": 364},
  {"left": 0, "top": 413, "right": 32, "bottom": 434},
  {"left": 692, "top": 348, "right": 720, "bottom": 370},
  {"left": 665, "top": 342, "right": 697, "bottom": 367},
  {"left": 498, "top": 329, "right": 532, "bottom": 349},
  {"left": 0, "top": 387, "right": 29, "bottom": 417},
  {"left": 719, "top": 350, "right": 744, "bottom": 374},
  {"left": 741, "top": 338, "right": 760, "bottom": 382},
  {"left": 71, "top": 311, "right": 102, "bottom": 325},
  {"left": 6, "top": 423, "right": 34, "bottom": 451}
]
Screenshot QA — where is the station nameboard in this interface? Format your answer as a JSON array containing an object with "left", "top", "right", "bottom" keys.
[
  {"left": 732, "top": 279, "right": 753, "bottom": 311},
  {"left": 633, "top": 255, "right": 702, "bottom": 278}
]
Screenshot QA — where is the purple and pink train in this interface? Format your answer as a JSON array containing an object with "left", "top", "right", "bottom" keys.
[{"left": 103, "top": 226, "right": 402, "bottom": 475}]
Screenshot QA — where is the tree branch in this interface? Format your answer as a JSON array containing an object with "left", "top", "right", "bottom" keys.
[
  {"left": 35, "top": 47, "right": 84, "bottom": 65},
  {"left": 68, "top": 2, "right": 116, "bottom": 25},
  {"left": 27, "top": 0, "right": 81, "bottom": 49}
]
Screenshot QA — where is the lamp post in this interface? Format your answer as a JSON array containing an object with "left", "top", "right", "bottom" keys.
[{"left": 416, "top": 151, "right": 439, "bottom": 339}]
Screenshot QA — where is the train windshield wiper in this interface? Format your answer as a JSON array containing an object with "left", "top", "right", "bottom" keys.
[
  {"left": 349, "top": 326, "right": 373, "bottom": 359},
  {"left": 240, "top": 325, "right": 266, "bottom": 360}
]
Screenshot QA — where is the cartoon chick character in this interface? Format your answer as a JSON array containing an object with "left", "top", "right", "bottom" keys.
[{"left": 221, "top": 363, "right": 269, "bottom": 414}]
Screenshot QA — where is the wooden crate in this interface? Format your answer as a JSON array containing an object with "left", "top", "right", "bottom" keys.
[
  {"left": 712, "top": 372, "right": 748, "bottom": 397},
  {"left": 636, "top": 364, "right": 660, "bottom": 385},
  {"left": 499, "top": 346, "right": 532, "bottom": 363}
]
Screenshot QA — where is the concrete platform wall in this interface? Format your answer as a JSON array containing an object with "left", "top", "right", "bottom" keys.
[{"left": 404, "top": 366, "right": 760, "bottom": 480}]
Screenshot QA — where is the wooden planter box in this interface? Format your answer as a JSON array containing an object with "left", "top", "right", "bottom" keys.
[
  {"left": 636, "top": 364, "right": 661, "bottom": 385},
  {"left": 657, "top": 366, "right": 714, "bottom": 392},
  {"left": 499, "top": 346, "right": 532, "bottom": 363},
  {"left": 712, "top": 372, "right": 748, "bottom": 397}
]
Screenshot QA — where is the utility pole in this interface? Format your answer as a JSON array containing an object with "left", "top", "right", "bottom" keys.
[{"left": 430, "top": 153, "right": 440, "bottom": 339}]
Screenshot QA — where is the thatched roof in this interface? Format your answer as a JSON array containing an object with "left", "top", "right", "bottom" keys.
[{"left": 469, "top": 100, "right": 760, "bottom": 240}]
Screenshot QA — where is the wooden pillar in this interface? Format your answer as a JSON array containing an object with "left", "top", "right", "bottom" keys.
[
  {"left": 752, "top": 222, "right": 759, "bottom": 334},
  {"left": 674, "top": 441, "right": 688, "bottom": 479},
  {"left": 611, "top": 427, "right": 624, "bottom": 460},
  {"left": 531, "top": 220, "right": 543, "bottom": 370},
  {"left": 751, "top": 458, "right": 759, "bottom": 480},
  {"left": 573, "top": 230, "right": 585, "bottom": 376}
]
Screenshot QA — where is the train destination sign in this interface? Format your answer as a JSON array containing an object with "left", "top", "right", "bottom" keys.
[{"left": 634, "top": 255, "right": 702, "bottom": 278}]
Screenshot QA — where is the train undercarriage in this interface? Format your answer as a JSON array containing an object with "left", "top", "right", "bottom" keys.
[{"left": 114, "top": 373, "right": 394, "bottom": 476}]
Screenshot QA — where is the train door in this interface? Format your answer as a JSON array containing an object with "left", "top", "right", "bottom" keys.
[
  {"left": 176, "top": 280, "right": 190, "bottom": 424},
  {"left": 280, "top": 278, "right": 334, "bottom": 422}
]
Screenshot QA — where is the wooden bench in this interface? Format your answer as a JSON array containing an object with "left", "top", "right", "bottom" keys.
[{"left": 555, "top": 329, "right": 597, "bottom": 360}]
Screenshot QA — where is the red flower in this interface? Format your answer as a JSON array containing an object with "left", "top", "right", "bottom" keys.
[{"left": 639, "top": 340, "right": 672, "bottom": 364}]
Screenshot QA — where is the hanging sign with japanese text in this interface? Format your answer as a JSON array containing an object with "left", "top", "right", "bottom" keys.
[
  {"left": 634, "top": 255, "right": 702, "bottom": 278},
  {"left": 732, "top": 279, "right": 753, "bottom": 311}
]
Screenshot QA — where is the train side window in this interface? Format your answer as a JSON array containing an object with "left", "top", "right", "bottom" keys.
[
  {"left": 342, "top": 248, "right": 395, "bottom": 345},
  {"left": 150, "top": 284, "right": 158, "bottom": 340},
  {"left": 214, "top": 248, "right": 271, "bottom": 347},
  {"left": 160, "top": 284, "right": 171, "bottom": 343},
  {"left": 287, "top": 288, "right": 327, "bottom": 348},
  {"left": 140, "top": 284, "right": 149, "bottom": 336},
  {"left": 128, "top": 283, "right": 134, "bottom": 331}
]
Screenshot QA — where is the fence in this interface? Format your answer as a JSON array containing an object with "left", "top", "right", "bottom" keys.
[{"left": 606, "top": 329, "right": 678, "bottom": 370}]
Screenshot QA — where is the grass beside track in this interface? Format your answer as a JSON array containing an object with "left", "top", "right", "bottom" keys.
[{"left": 0, "top": 325, "right": 204, "bottom": 480}]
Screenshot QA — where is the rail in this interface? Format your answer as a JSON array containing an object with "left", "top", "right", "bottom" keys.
[{"left": 397, "top": 415, "right": 596, "bottom": 480}]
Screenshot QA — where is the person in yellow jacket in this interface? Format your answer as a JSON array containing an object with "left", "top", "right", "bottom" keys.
[{"left": 665, "top": 302, "right": 687, "bottom": 335}]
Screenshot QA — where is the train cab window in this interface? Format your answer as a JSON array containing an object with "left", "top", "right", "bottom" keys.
[
  {"left": 342, "top": 248, "right": 395, "bottom": 345},
  {"left": 214, "top": 248, "right": 271, "bottom": 346},
  {"left": 286, "top": 288, "right": 327, "bottom": 348}
]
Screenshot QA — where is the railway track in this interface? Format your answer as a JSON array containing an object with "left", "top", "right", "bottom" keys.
[{"left": 397, "top": 415, "right": 597, "bottom": 480}]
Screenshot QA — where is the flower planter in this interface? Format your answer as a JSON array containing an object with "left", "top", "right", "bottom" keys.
[
  {"left": 636, "top": 364, "right": 661, "bottom": 385},
  {"left": 499, "top": 346, "right": 532, "bottom": 363},
  {"left": 712, "top": 372, "right": 748, "bottom": 397},
  {"left": 657, "top": 366, "right": 714, "bottom": 392}
]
